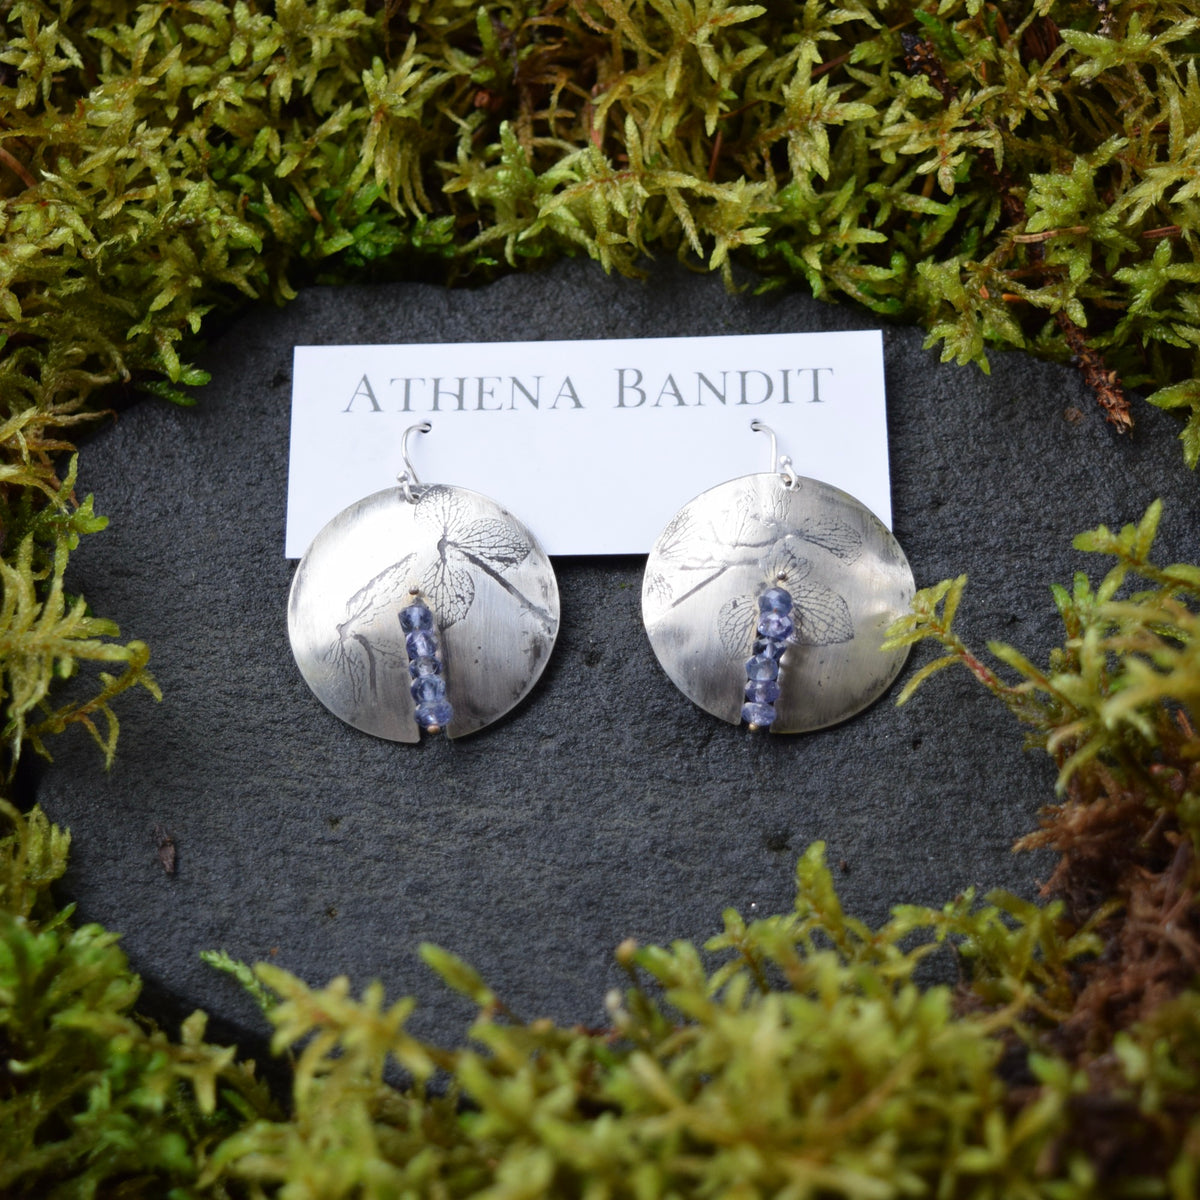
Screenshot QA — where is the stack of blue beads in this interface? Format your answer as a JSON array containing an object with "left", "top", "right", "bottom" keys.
[
  {"left": 399, "top": 599, "right": 453, "bottom": 733},
  {"left": 742, "top": 586, "right": 794, "bottom": 731}
]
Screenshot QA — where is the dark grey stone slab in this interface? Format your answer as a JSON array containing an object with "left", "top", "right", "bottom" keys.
[{"left": 33, "top": 259, "right": 1199, "bottom": 1048}]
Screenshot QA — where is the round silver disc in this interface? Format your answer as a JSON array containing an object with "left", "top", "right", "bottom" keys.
[
  {"left": 642, "top": 473, "right": 914, "bottom": 733},
  {"left": 288, "top": 484, "right": 559, "bottom": 741}
]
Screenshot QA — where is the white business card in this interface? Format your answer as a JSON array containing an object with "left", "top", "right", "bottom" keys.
[{"left": 287, "top": 330, "right": 891, "bottom": 558}]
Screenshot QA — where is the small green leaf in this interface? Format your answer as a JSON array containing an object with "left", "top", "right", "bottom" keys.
[
  {"left": 202, "top": 949, "right": 279, "bottom": 1015},
  {"left": 896, "top": 653, "right": 960, "bottom": 705},
  {"left": 419, "top": 943, "right": 495, "bottom": 1006}
]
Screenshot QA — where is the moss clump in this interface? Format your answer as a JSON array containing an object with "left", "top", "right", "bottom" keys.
[
  {"left": 0, "top": 801, "right": 273, "bottom": 1198},
  {"left": 0, "top": 453, "right": 158, "bottom": 775},
  {"left": 1, "top": 0, "right": 1199, "bottom": 781},
  {"left": 3, "top": 507, "right": 1200, "bottom": 1196},
  {"left": 3, "top": 1, "right": 1200, "bottom": 438},
  {"left": 3, "top": 3, "right": 1200, "bottom": 1193},
  {"left": 888, "top": 500, "right": 1200, "bottom": 1089}
]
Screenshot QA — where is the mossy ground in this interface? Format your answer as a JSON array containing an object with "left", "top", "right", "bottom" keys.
[{"left": 2, "top": 1, "right": 1199, "bottom": 1195}]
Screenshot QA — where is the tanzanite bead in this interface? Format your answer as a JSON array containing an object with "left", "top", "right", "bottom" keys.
[
  {"left": 743, "top": 583, "right": 793, "bottom": 730},
  {"left": 399, "top": 602, "right": 434, "bottom": 633},
  {"left": 757, "top": 611, "right": 795, "bottom": 641},
  {"left": 745, "top": 680, "right": 781, "bottom": 704},
  {"left": 409, "top": 656, "right": 441, "bottom": 679},
  {"left": 415, "top": 698, "right": 454, "bottom": 729},
  {"left": 741, "top": 702, "right": 776, "bottom": 728},
  {"left": 405, "top": 630, "right": 438, "bottom": 660},
  {"left": 400, "top": 598, "right": 450, "bottom": 733},
  {"left": 411, "top": 675, "right": 447, "bottom": 703},
  {"left": 759, "top": 587, "right": 793, "bottom": 615},
  {"left": 745, "top": 654, "right": 780, "bottom": 682},
  {"left": 753, "top": 636, "right": 787, "bottom": 660}
]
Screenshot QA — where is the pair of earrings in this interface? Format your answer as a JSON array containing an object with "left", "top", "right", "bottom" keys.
[{"left": 287, "top": 421, "right": 915, "bottom": 741}]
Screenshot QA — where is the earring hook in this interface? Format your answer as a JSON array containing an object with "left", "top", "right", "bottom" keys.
[
  {"left": 398, "top": 420, "right": 432, "bottom": 503},
  {"left": 750, "top": 420, "right": 799, "bottom": 489}
]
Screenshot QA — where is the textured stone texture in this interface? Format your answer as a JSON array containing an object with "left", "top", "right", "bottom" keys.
[{"left": 33, "top": 259, "right": 1200, "bottom": 1048}]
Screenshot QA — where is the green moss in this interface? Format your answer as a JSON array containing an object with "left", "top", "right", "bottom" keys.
[
  {"left": 1, "top": 0, "right": 1198, "bottom": 768},
  {"left": 1, "top": 506, "right": 1198, "bottom": 1196},
  {"left": 886, "top": 500, "right": 1200, "bottom": 797},
  {"left": 2, "top": 3, "right": 1200, "bottom": 1193},
  {"left": 0, "top": 455, "right": 158, "bottom": 775},
  {"left": 3, "top": 1, "right": 1199, "bottom": 435},
  {"left": 0, "top": 801, "right": 274, "bottom": 1199}
]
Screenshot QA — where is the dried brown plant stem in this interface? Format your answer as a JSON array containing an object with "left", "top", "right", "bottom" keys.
[
  {"left": 0, "top": 145, "right": 35, "bottom": 189},
  {"left": 1056, "top": 310, "right": 1134, "bottom": 433}
]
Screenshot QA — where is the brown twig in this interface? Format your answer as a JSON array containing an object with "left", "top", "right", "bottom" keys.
[
  {"left": 0, "top": 145, "right": 36, "bottom": 189},
  {"left": 1012, "top": 226, "right": 1089, "bottom": 243},
  {"left": 1056, "top": 311, "right": 1133, "bottom": 432},
  {"left": 707, "top": 129, "right": 722, "bottom": 182},
  {"left": 812, "top": 49, "right": 854, "bottom": 81}
]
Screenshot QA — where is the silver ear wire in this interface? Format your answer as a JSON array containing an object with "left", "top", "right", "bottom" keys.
[
  {"left": 396, "top": 420, "right": 432, "bottom": 503},
  {"left": 750, "top": 419, "right": 799, "bottom": 489}
]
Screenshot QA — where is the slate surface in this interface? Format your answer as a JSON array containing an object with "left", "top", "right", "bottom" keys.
[{"left": 33, "top": 259, "right": 1199, "bottom": 1049}]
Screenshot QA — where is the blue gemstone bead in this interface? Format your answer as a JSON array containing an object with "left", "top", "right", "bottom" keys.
[
  {"left": 399, "top": 603, "right": 434, "bottom": 633},
  {"left": 745, "top": 680, "right": 781, "bottom": 704},
  {"left": 745, "top": 654, "right": 780, "bottom": 682},
  {"left": 405, "top": 630, "right": 438, "bottom": 659},
  {"left": 411, "top": 675, "right": 447, "bottom": 703},
  {"left": 753, "top": 636, "right": 788, "bottom": 660},
  {"left": 742, "top": 702, "right": 776, "bottom": 728},
  {"left": 409, "top": 656, "right": 441, "bottom": 679},
  {"left": 415, "top": 698, "right": 454, "bottom": 729},
  {"left": 757, "top": 612, "right": 795, "bottom": 640},
  {"left": 759, "top": 587, "right": 793, "bottom": 615}
]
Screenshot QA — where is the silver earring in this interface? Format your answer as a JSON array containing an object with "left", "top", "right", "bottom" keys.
[
  {"left": 641, "top": 420, "right": 914, "bottom": 734},
  {"left": 288, "top": 421, "right": 560, "bottom": 741}
]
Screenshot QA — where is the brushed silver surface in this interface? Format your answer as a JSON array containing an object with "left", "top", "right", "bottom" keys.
[
  {"left": 642, "top": 472, "right": 914, "bottom": 733},
  {"left": 288, "top": 484, "right": 559, "bottom": 740}
]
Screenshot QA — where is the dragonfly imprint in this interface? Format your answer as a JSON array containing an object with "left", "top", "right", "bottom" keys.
[
  {"left": 326, "top": 485, "right": 554, "bottom": 707},
  {"left": 327, "top": 553, "right": 418, "bottom": 706},
  {"left": 717, "top": 559, "right": 854, "bottom": 661},
  {"left": 644, "top": 487, "right": 863, "bottom": 621}
]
